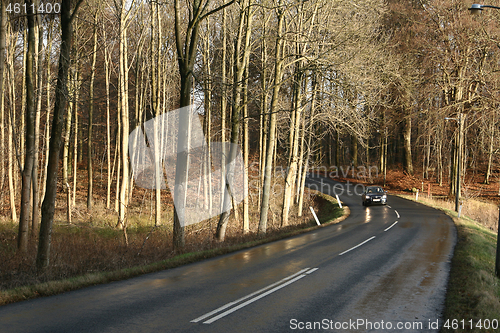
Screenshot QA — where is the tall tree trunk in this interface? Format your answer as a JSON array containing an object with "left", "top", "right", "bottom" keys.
[
  {"left": 173, "top": 0, "right": 235, "bottom": 248},
  {"left": 220, "top": 8, "right": 227, "bottom": 214},
  {"left": 424, "top": 132, "right": 431, "bottom": 179},
  {"left": 298, "top": 73, "right": 318, "bottom": 215},
  {"left": 0, "top": 0, "right": 7, "bottom": 220},
  {"left": 150, "top": 0, "right": 161, "bottom": 226},
  {"left": 37, "top": 0, "right": 84, "bottom": 271},
  {"left": 403, "top": 110, "right": 413, "bottom": 175},
  {"left": 40, "top": 21, "right": 54, "bottom": 205},
  {"left": 72, "top": 92, "right": 78, "bottom": 206},
  {"left": 282, "top": 0, "right": 318, "bottom": 221},
  {"left": 258, "top": 15, "right": 268, "bottom": 211},
  {"left": 7, "top": 20, "right": 17, "bottom": 223},
  {"left": 87, "top": 20, "right": 98, "bottom": 210},
  {"left": 104, "top": 26, "right": 112, "bottom": 210},
  {"left": 32, "top": 0, "right": 43, "bottom": 237},
  {"left": 202, "top": 18, "right": 213, "bottom": 217},
  {"left": 18, "top": 0, "right": 36, "bottom": 253},
  {"left": 282, "top": 65, "right": 303, "bottom": 227},
  {"left": 242, "top": 68, "right": 249, "bottom": 233},
  {"left": 483, "top": 122, "right": 494, "bottom": 185},
  {"left": 117, "top": 0, "right": 133, "bottom": 233},
  {"left": 63, "top": 67, "right": 74, "bottom": 224},
  {"left": 216, "top": 1, "right": 253, "bottom": 240},
  {"left": 259, "top": 3, "right": 284, "bottom": 234}
]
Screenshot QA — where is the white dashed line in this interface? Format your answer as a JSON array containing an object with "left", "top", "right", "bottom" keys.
[
  {"left": 395, "top": 210, "right": 400, "bottom": 218},
  {"left": 339, "top": 236, "right": 376, "bottom": 256},
  {"left": 384, "top": 221, "right": 398, "bottom": 232}
]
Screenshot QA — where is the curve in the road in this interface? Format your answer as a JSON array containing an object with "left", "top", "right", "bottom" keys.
[{"left": 0, "top": 175, "right": 456, "bottom": 333}]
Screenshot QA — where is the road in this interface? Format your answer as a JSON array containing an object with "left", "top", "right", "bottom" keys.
[{"left": 0, "top": 176, "right": 456, "bottom": 332}]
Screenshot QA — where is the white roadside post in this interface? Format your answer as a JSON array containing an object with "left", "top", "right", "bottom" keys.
[
  {"left": 335, "top": 194, "right": 342, "bottom": 208},
  {"left": 309, "top": 207, "right": 321, "bottom": 226}
]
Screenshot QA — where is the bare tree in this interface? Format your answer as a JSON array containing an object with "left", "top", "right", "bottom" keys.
[
  {"left": 172, "top": 0, "right": 235, "bottom": 248},
  {"left": 216, "top": 0, "right": 254, "bottom": 241},
  {"left": 18, "top": 0, "right": 36, "bottom": 253},
  {"left": 37, "top": 0, "right": 85, "bottom": 271}
]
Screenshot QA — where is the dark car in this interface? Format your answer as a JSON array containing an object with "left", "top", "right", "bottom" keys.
[{"left": 362, "top": 186, "right": 387, "bottom": 206}]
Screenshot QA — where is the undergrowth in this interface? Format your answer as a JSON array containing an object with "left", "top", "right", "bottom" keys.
[{"left": 0, "top": 190, "right": 345, "bottom": 305}]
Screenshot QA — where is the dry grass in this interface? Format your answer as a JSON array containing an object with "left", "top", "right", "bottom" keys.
[
  {"left": 0, "top": 184, "right": 345, "bottom": 305},
  {"left": 403, "top": 194, "right": 499, "bottom": 233}
]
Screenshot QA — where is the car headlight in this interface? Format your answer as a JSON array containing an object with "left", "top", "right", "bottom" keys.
[{"left": 382, "top": 195, "right": 387, "bottom": 199}]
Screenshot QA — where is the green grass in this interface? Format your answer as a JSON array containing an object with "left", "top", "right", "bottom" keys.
[
  {"left": 398, "top": 195, "right": 500, "bottom": 332},
  {"left": 0, "top": 192, "right": 345, "bottom": 306},
  {"left": 441, "top": 215, "right": 500, "bottom": 333}
]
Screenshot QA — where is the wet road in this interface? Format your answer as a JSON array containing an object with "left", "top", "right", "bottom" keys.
[{"left": 0, "top": 176, "right": 456, "bottom": 332}]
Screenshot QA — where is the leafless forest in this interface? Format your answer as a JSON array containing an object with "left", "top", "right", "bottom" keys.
[{"left": 0, "top": 0, "right": 499, "bottom": 271}]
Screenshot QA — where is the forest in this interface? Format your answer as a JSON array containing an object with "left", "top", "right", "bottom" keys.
[{"left": 0, "top": 0, "right": 499, "bottom": 273}]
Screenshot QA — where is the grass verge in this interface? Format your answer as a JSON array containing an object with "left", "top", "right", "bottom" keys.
[
  {"left": 398, "top": 195, "right": 500, "bottom": 333},
  {"left": 0, "top": 191, "right": 346, "bottom": 306}
]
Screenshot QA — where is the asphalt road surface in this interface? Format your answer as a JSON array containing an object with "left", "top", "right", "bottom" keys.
[{"left": 0, "top": 176, "right": 456, "bottom": 332}]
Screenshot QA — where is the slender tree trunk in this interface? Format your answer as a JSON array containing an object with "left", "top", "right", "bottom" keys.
[
  {"left": 220, "top": 8, "right": 227, "bottom": 214},
  {"left": 298, "top": 74, "right": 318, "bottom": 215},
  {"left": 172, "top": 0, "right": 235, "bottom": 247},
  {"left": 72, "top": 94, "right": 78, "bottom": 206},
  {"left": 32, "top": 1, "right": 43, "bottom": 238},
  {"left": 427, "top": 132, "right": 432, "bottom": 179},
  {"left": 335, "top": 130, "right": 340, "bottom": 168},
  {"left": 282, "top": 65, "right": 303, "bottom": 227},
  {"left": 259, "top": 3, "right": 284, "bottom": 234},
  {"left": 87, "top": 21, "right": 98, "bottom": 210},
  {"left": 20, "top": 21, "right": 27, "bottom": 169},
  {"left": 403, "top": 110, "right": 413, "bottom": 175},
  {"left": 0, "top": 0, "right": 7, "bottom": 219},
  {"left": 63, "top": 67, "right": 74, "bottom": 224},
  {"left": 104, "top": 26, "right": 111, "bottom": 209},
  {"left": 242, "top": 68, "right": 249, "bottom": 233},
  {"left": 18, "top": 0, "right": 36, "bottom": 253},
  {"left": 202, "top": 18, "right": 213, "bottom": 216},
  {"left": 7, "top": 21, "right": 17, "bottom": 223},
  {"left": 40, "top": 21, "right": 54, "bottom": 205},
  {"left": 216, "top": 0, "right": 253, "bottom": 241},
  {"left": 483, "top": 122, "right": 494, "bottom": 185},
  {"left": 258, "top": 21, "right": 268, "bottom": 212},
  {"left": 117, "top": 0, "right": 132, "bottom": 232},
  {"left": 37, "top": 0, "right": 84, "bottom": 271},
  {"left": 150, "top": 0, "right": 161, "bottom": 226}
]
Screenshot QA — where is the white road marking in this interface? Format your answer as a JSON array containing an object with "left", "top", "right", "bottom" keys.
[
  {"left": 387, "top": 205, "right": 392, "bottom": 208},
  {"left": 191, "top": 268, "right": 316, "bottom": 324},
  {"left": 202, "top": 273, "right": 311, "bottom": 324},
  {"left": 338, "top": 236, "right": 376, "bottom": 256},
  {"left": 395, "top": 210, "right": 400, "bottom": 218},
  {"left": 306, "top": 268, "right": 318, "bottom": 274},
  {"left": 384, "top": 221, "right": 398, "bottom": 232}
]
